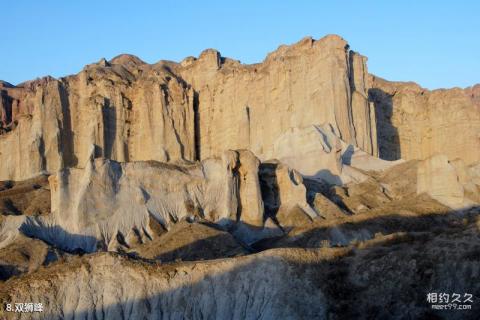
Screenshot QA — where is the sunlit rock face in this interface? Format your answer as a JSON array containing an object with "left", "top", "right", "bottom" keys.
[
  {"left": 0, "top": 34, "right": 479, "bottom": 320},
  {"left": 0, "top": 149, "right": 317, "bottom": 252},
  {"left": 1, "top": 149, "right": 257, "bottom": 252},
  {"left": 0, "top": 35, "right": 377, "bottom": 181},
  {"left": 177, "top": 35, "right": 377, "bottom": 161},
  {"left": 370, "top": 76, "right": 480, "bottom": 165},
  {"left": 0, "top": 61, "right": 196, "bottom": 181}
]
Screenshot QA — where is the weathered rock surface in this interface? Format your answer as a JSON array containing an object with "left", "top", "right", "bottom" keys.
[
  {"left": 0, "top": 175, "right": 50, "bottom": 216},
  {"left": 0, "top": 60, "right": 195, "bottom": 181},
  {"left": 178, "top": 36, "right": 377, "bottom": 161},
  {"left": 1, "top": 35, "right": 478, "bottom": 183},
  {"left": 3, "top": 149, "right": 263, "bottom": 252},
  {"left": 0, "top": 233, "right": 64, "bottom": 281},
  {"left": 0, "top": 149, "right": 316, "bottom": 253},
  {"left": 0, "top": 34, "right": 479, "bottom": 320},
  {"left": 417, "top": 154, "right": 479, "bottom": 209},
  {"left": 259, "top": 161, "right": 319, "bottom": 228},
  {"left": 265, "top": 123, "right": 400, "bottom": 186},
  {"left": 131, "top": 220, "right": 248, "bottom": 262},
  {"left": 0, "top": 35, "right": 379, "bottom": 181},
  {"left": 370, "top": 76, "right": 480, "bottom": 164}
]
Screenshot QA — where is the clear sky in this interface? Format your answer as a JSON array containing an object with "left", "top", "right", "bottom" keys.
[{"left": 2, "top": 1, "right": 479, "bottom": 89}]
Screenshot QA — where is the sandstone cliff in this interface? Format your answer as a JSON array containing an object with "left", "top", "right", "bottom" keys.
[
  {"left": 370, "top": 76, "right": 480, "bottom": 164},
  {"left": 176, "top": 36, "right": 377, "bottom": 160},
  {"left": 0, "top": 35, "right": 479, "bottom": 319},
  {"left": 2, "top": 35, "right": 478, "bottom": 182},
  {"left": 0, "top": 35, "right": 377, "bottom": 181},
  {"left": 0, "top": 59, "right": 196, "bottom": 181}
]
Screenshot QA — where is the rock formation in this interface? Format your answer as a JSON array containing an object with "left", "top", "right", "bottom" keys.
[
  {"left": 177, "top": 36, "right": 377, "bottom": 160},
  {"left": 417, "top": 154, "right": 480, "bottom": 209},
  {"left": 0, "top": 35, "right": 378, "bottom": 181},
  {"left": 0, "top": 34, "right": 479, "bottom": 319},
  {"left": 0, "top": 148, "right": 316, "bottom": 253},
  {"left": 0, "top": 61, "right": 196, "bottom": 181},
  {"left": 370, "top": 76, "right": 480, "bottom": 164}
]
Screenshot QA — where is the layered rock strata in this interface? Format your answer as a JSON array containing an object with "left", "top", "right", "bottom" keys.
[
  {"left": 0, "top": 35, "right": 377, "bottom": 181},
  {"left": 370, "top": 77, "right": 480, "bottom": 164}
]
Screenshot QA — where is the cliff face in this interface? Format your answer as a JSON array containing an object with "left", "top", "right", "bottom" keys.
[
  {"left": 0, "top": 59, "right": 196, "bottom": 181},
  {"left": 177, "top": 35, "right": 377, "bottom": 160},
  {"left": 0, "top": 34, "right": 478, "bottom": 180},
  {"left": 0, "top": 35, "right": 376, "bottom": 180},
  {"left": 1, "top": 35, "right": 479, "bottom": 320},
  {"left": 370, "top": 76, "right": 480, "bottom": 164}
]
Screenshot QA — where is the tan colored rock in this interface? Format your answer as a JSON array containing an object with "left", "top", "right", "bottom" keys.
[
  {"left": 259, "top": 161, "right": 318, "bottom": 228},
  {"left": 0, "top": 233, "right": 64, "bottom": 280},
  {"left": 265, "top": 123, "right": 398, "bottom": 186},
  {"left": 131, "top": 220, "right": 247, "bottom": 262},
  {"left": 2, "top": 213, "right": 480, "bottom": 320},
  {"left": 417, "top": 154, "right": 465, "bottom": 208},
  {"left": 0, "top": 149, "right": 268, "bottom": 252},
  {"left": 312, "top": 193, "right": 347, "bottom": 219},
  {"left": 179, "top": 35, "right": 376, "bottom": 161},
  {"left": 266, "top": 124, "right": 344, "bottom": 184},
  {"left": 0, "top": 35, "right": 380, "bottom": 184},
  {"left": 0, "top": 174, "right": 50, "bottom": 216},
  {"left": 1, "top": 35, "right": 479, "bottom": 183},
  {"left": 0, "top": 60, "right": 195, "bottom": 181},
  {"left": 370, "top": 76, "right": 480, "bottom": 165},
  {"left": 236, "top": 150, "right": 264, "bottom": 227}
]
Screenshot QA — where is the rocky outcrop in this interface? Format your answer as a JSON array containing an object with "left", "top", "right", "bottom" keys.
[
  {"left": 417, "top": 154, "right": 480, "bottom": 209},
  {"left": 370, "top": 76, "right": 480, "bottom": 164},
  {"left": 131, "top": 220, "right": 248, "bottom": 262},
  {"left": 4, "top": 149, "right": 263, "bottom": 252},
  {"left": 0, "top": 174, "right": 50, "bottom": 216},
  {"left": 0, "top": 250, "right": 330, "bottom": 320},
  {"left": 178, "top": 36, "right": 377, "bottom": 160},
  {"left": 1, "top": 34, "right": 479, "bottom": 320},
  {"left": 0, "top": 78, "right": 64, "bottom": 181},
  {"left": 265, "top": 123, "right": 399, "bottom": 185},
  {"left": 1, "top": 35, "right": 479, "bottom": 183},
  {"left": 0, "top": 35, "right": 378, "bottom": 181},
  {"left": 259, "top": 161, "right": 320, "bottom": 227},
  {"left": 265, "top": 124, "right": 344, "bottom": 184},
  {"left": 0, "top": 233, "right": 64, "bottom": 281},
  {"left": 0, "top": 60, "right": 195, "bottom": 181}
]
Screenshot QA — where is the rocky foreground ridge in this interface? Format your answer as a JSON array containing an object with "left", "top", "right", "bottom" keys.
[{"left": 0, "top": 35, "right": 479, "bottom": 319}]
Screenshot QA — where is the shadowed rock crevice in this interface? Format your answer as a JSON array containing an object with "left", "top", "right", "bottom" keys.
[
  {"left": 192, "top": 91, "right": 201, "bottom": 161},
  {"left": 368, "top": 87, "right": 401, "bottom": 160},
  {"left": 58, "top": 81, "right": 77, "bottom": 167}
]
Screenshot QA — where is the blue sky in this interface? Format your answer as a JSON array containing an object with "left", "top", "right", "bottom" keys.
[{"left": 2, "top": 1, "right": 479, "bottom": 89}]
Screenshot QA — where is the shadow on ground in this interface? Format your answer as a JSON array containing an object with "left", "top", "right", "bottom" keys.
[{"left": 1, "top": 206, "right": 478, "bottom": 320}]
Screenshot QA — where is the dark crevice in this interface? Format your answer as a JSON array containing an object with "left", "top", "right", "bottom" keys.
[
  {"left": 58, "top": 81, "right": 78, "bottom": 167},
  {"left": 368, "top": 88, "right": 401, "bottom": 160},
  {"left": 193, "top": 90, "right": 201, "bottom": 161}
]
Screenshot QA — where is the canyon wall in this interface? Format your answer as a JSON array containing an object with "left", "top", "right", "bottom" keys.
[
  {"left": 176, "top": 35, "right": 377, "bottom": 160},
  {"left": 1, "top": 35, "right": 479, "bottom": 181},
  {"left": 0, "top": 59, "right": 195, "bottom": 181},
  {"left": 0, "top": 35, "right": 376, "bottom": 181},
  {"left": 370, "top": 76, "right": 480, "bottom": 164}
]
